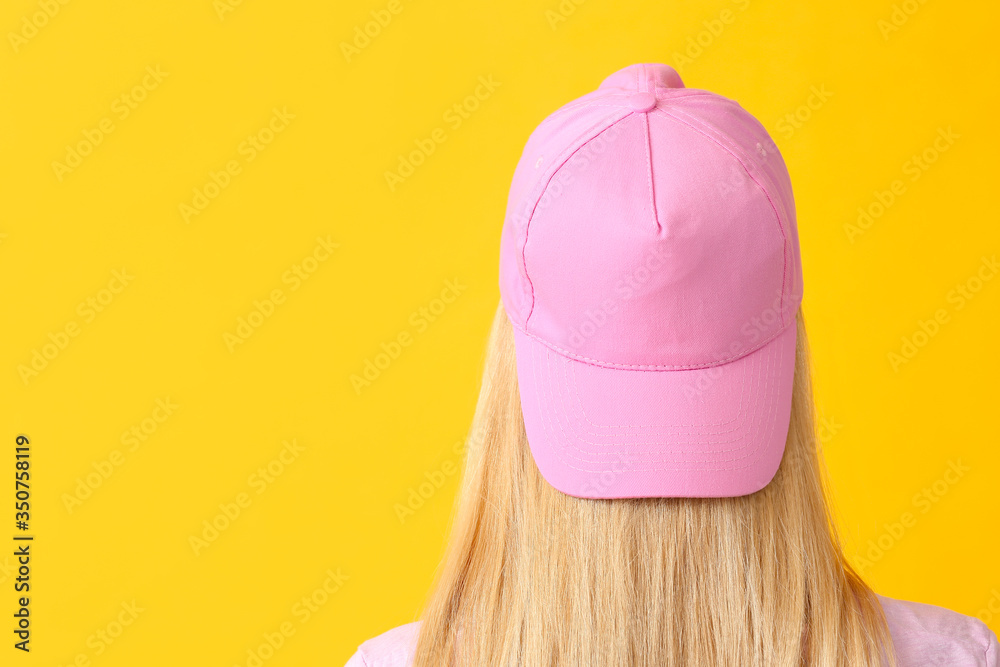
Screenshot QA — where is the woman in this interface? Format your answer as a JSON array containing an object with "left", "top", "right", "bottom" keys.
[{"left": 347, "top": 64, "right": 998, "bottom": 666}]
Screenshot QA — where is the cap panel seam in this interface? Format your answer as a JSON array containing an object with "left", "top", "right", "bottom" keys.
[
  {"left": 517, "top": 108, "right": 635, "bottom": 329},
  {"left": 511, "top": 317, "right": 793, "bottom": 371},
  {"left": 641, "top": 112, "right": 662, "bottom": 232},
  {"left": 652, "top": 105, "right": 790, "bottom": 326},
  {"left": 651, "top": 105, "right": 791, "bottom": 329},
  {"left": 717, "top": 100, "right": 799, "bottom": 312},
  {"left": 532, "top": 93, "right": 630, "bottom": 130}
]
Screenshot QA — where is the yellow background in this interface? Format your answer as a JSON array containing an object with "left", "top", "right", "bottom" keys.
[{"left": 1, "top": 0, "right": 997, "bottom": 664}]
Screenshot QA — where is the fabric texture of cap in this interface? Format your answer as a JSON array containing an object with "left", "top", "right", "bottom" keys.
[{"left": 498, "top": 63, "right": 803, "bottom": 499}]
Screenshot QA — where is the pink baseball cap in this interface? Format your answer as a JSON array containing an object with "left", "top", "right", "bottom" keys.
[{"left": 498, "top": 63, "right": 802, "bottom": 499}]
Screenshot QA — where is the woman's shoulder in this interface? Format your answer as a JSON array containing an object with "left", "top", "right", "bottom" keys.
[
  {"left": 878, "top": 594, "right": 998, "bottom": 666},
  {"left": 344, "top": 621, "right": 421, "bottom": 667}
]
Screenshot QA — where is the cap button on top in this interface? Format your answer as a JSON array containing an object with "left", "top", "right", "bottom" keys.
[{"left": 627, "top": 92, "right": 657, "bottom": 113}]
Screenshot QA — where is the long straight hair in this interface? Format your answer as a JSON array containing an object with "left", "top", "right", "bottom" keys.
[{"left": 414, "top": 302, "right": 896, "bottom": 666}]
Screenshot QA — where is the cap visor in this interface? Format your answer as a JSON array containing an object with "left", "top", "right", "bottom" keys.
[{"left": 512, "top": 323, "right": 797, "bottom": 499}]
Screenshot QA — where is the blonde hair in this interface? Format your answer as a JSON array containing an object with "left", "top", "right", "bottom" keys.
[{"left": 414, "top": 302, "right": 896, "bottom": 666}]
